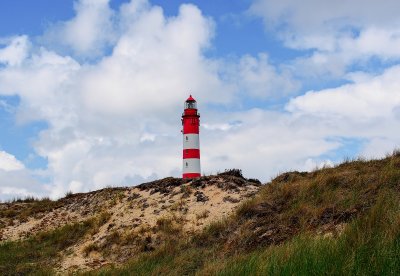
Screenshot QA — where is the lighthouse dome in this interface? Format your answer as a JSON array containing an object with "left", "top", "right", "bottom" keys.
[
  {"left": 185, "top": 95, "right": 197, "bottom": 109},
  {"left": 186, "top": 95, "right": 196, "bottom": 102}
]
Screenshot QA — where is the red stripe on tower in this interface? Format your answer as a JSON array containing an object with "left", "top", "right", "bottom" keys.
[
  {"left": 183, "top": 149, "right": 200, "bottom": 159},
  {"left": 182, "top": 95, "right": 201, "bottom": 178}
]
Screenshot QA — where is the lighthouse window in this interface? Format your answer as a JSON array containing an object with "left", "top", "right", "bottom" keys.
[
  {"left": 185, "top": 101, "right": 197, "bottom": 109},
  {"left": 185, "top": 162, "right": 188, "bottom": 167},
  {"left": 186, "top": 136, "right": 188, "bottom": 141}
]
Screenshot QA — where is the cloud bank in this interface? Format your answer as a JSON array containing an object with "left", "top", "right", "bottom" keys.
[{"left": 0, "top": 0, "right": 399, "bottom": 200}]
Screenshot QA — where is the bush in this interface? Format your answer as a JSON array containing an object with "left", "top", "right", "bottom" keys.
[
  {"left": 65, "top": 190, "right": 74, "bottom": 198},
  {"left": 218, "top": 169, "right": 243, "bottom": 178}
]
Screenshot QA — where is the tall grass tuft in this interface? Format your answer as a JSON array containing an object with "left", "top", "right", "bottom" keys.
[
  {"left": 210, "top": 192, "right": 400, "bottom": 276},
  {"left": 0, "top": 218, "right": 100, "bottom": 275}
]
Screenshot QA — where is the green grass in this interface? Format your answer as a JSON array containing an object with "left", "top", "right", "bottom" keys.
[
  {"left": 2, "top": 152, "right": 400, "bottom": 275},
  {"left": 0, "top": 218, "right": 98, "bottom": 275},
  {"left": 91, "top": 192, "right": 400, "bottom": 276},
  {"left": 211, "top": 193, "right": 400, "bottom": 276},
  {"left": 88, "top": 245, "right": 213, "bottom": 276},
  {"left": 211, "top": 234, "right": 400, "bottom": 276},
  {"left": 0, "top": 197, "right": 63, "bottom": 222},
  {"left": 90, "top": 152, "right": 400, "bottom": 275}
]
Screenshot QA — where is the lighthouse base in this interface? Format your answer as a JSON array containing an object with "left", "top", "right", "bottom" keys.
[{"left": 183, "top": 173, "right": 201, "bottom": 179}]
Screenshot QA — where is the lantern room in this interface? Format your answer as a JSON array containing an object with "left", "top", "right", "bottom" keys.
[{"left": 185, "top": 95, "right": 197, "bottom": 110}]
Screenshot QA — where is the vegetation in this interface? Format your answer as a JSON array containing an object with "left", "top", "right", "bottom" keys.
[
  {"left": 0, "top": 213, "right": 111, "bottom": 275},
  {"left": 205, "top": 193, "right": 400, "bottom": 275},
  {"left": 0, "top": 220, "right": 93, "bottom": 275},
  {"left": 89, "top": 191, "right": 400, "bottom": 275},
  {"left": 91, "top": 151, "right": 400, "bottom": 275},
  {"left": 0, "top": 197, "right": 62, "bottom": 222},
  {"left": 1, "top": 151, "right": 400, "bottom": 275}
]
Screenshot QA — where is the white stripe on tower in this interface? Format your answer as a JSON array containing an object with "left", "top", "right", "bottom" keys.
[
  {"left": 182, "top": 158, "right": 201, "bottom": 174},
  {"left": 183, "top": 134, "right": 200, "bottom": 149}
]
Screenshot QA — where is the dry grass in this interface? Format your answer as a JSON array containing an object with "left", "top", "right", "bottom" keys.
[
  {"left": 0, "top": 218, "right": 98, "bottom": 275},
  {"left": 83, "top": 243, "right": 99, "bottom": 257},
  {"left": 92, "top": 151, "right": 400, "bottom": 275},
  {"left": 2, "top": 152, "right": 400, "bottom": 275},
  {"left": 0, "top": 198, "right": 63, "bottom": 222},
  {"left": 196, "top": 210, "right": 210, "bottom": 220}
]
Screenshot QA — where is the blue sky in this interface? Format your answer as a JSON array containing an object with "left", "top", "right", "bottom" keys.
[{"left": 1, "top": 0, "right": 400, "bottom": 200}]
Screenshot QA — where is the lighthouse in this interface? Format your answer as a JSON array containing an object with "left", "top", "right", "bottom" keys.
[{"left": 182, "top": 95, "right": 201, "bottom": 179}]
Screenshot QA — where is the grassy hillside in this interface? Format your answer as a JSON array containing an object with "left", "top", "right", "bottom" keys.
[
  {"left": 94, "top": 152, "right": 400, "bottom": 275},
  {"left": 0, "top": 172, "right": 260, "bottom": 273},
  {"left": 0, "top": 215, "right": 111, "bottom": 275},
  {"left": 1, "top": 152, "right": 400, "bottom": 275}
]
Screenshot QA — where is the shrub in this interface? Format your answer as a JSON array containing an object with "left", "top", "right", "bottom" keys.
[{"left": 218, "top": 169, "right": 243, "bottom": 178}]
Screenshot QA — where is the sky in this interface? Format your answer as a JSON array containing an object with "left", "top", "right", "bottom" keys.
[{"left": 1, "top": 0, "right": 400, "bottom": 200}]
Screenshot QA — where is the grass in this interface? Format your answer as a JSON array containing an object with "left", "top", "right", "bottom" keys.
[
  {"left": 196, "top": 210, "right": 210, "bottom": 220},
  {"left": 83, "top": 243, "right": 100, "bottom": 257},
  {"left": 208, "top": 193, "right": 400, "bottom": 275},
  {"left": 0, "top": 212, "right": 112, "bottom": 275},
  {"left": 90, "top": 152, "right": 400, "bottom": 275},
  {"left": 87, "top": 245, "right": 214, "bottom": 276},
  {"left": 91, "top": 191, "right": 400, "bottom": 276},
  {"left": 2, "top": 152, "right": 400, "bottom": 275},
  {"left": 0, "top": 219, "right": 95, "bottom": 275},
  {"left": 0, "top": 197, "right": 63, "bottom": 222}
]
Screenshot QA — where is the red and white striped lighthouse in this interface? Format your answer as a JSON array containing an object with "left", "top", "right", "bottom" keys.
[{"left": 182, "top": 95, "right": 201, "bottom": 179}]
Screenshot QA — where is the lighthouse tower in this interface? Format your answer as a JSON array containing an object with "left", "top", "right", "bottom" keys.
[{"left": 182, "top": 95, "right": 201, "bottom": 179}]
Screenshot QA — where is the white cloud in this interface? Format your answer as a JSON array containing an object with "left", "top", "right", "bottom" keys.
[
  {"left": 0, "top": 187, "right": 30, "bottom": 198},
  {"left": 250, "top": 0, "right": 400, "bottom": 40},
  {"left": 202, "top": 122, "right": 241, "bottom": 131},
  {"left": 289, "top": 27, "right": 400, "bottom": 78},
  {"left": 0, "top": 36, "right": 30, "bottom": 66},
  {"left": 0, "top": 47, "right": 81, "bottom": 125},
  {"left": 281, "top": 65, "right": 400, "bottom": 166},
  {"left": 0, "top": 169, "right": 46, "bottom": 200},
  {"left": 221, "top": 53, "right": 299, "bottom": 99},
  {"left": 0, "top": 151, "right": 25, "bottom": 171},
  {"left": 250, "top": 0, "right": 400, "bottom": 78},
  {"left": 43, "top": 0, "right": 115, "bottom": 58},
  {"left": 1, "top": 0, "right": 398, "bottom": 201},
  {"left": 198, "top": 61, "right": 400, "bottom": 180},
  {"left": 199, "top": 108, "right": 342, "bottom": 179},
  {"left": 286, "top": 65, "right": 400, "bottom": 120},
  {"left": 302, "top": 158, "right": 334, "bottom": 171},
  {"left": 80, "top": 3, "right": 228, "bottom": 116},
  {"left": 140, "top": 133, "right": 156, "bottom": 142},
  {"left": 0, "top": 1, "right": 232, "bottom": 199},
  {"left": 68, "top": 180, "right": 83, "bottom": 193},
  {"left": 360, "top": 137, "right": 399, "bottom": 159},
  {"left": 0, "top": 152, "right": 45, "bottom": 200}
]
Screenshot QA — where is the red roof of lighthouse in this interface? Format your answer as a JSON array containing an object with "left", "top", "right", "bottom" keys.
[{"left": 186, "top": 94, "right": 196, "bottom": 102}]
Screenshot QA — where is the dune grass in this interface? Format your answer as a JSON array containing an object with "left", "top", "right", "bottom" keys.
[
  {"left": 206, "top": 193, "right": 400, "bottom": 276},
  {"left": 91, "top": 152, "right": 400, "bottom": 275},
  {"left": 2, "top": 152, "right": 400, "bottom": 275},
  {"left": 91, "top": 191, "right": 400, "bottom": 276},
  {"left": 0, "top": 218, "right": 101, "bottom": 275},
  {"left": 0, "top": 197, "right": 62, "bottom": 223}
]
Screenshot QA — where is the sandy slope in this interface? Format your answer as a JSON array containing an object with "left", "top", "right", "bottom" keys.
[{"left": 0, "top": 173, "right": 260, "bottom": 272}]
